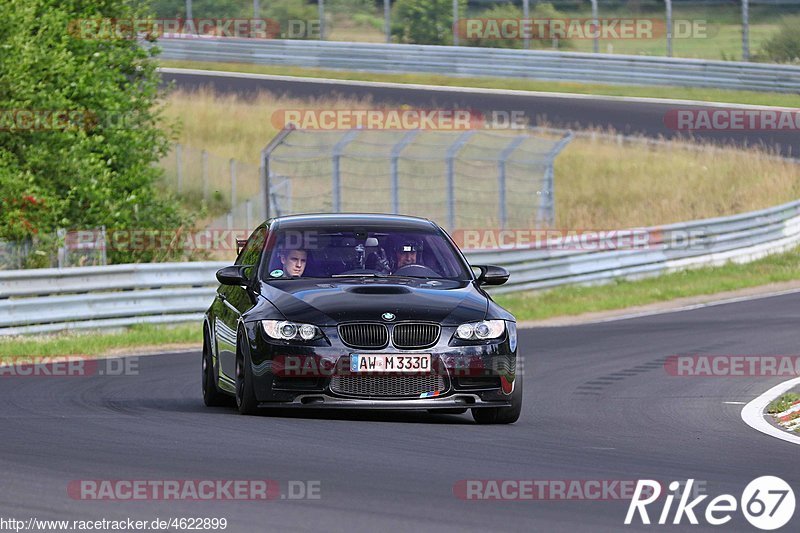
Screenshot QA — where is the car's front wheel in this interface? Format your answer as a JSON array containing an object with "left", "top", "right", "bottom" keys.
[
  {"left": 471, "top": 373, "right": 523, "bottom": 425},
  {"left": 202, "top": 329, "right": 231, "bottom": 407},
  {"left": 235, "top": 333, "right": 260, "bottom": 415}
]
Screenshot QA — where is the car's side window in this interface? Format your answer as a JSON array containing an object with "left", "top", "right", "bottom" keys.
[{"left": 234, "top": 227, "right": 268, "bottom": 276}]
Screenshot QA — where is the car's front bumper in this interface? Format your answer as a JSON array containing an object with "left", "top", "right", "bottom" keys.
[
  {"left": 242, "top": 320, "right": 519, "bottom": 407},
  {"left": 257, "top": 393, "right": 511, "bottom": 409}
]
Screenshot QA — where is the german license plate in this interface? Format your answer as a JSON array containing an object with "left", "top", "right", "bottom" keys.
[{"left": 350, "top": 354, "right": 431, "bottom": 373}]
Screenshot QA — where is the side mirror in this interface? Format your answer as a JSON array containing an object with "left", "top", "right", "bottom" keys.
[
  {"left": 473, "top": 265, "right": 509, "bottom": 286},
  {"left": 216, "top": 265, "right": 248, "bottom": 286}
]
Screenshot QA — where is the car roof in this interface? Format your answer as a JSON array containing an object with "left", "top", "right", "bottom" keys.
[{"left": 270, "top": 213, "right": 439, "bottom": 231}]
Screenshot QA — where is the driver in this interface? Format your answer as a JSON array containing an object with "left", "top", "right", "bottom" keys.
[
  {"left": 279, "top": 248, "right": 307, "bottom": 277},
  {"left": 389, "top": 237, "right": 423, "bottom": 274}
]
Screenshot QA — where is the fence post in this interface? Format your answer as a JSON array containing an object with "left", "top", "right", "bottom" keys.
[
  {"left": 390, "top": 130, "right": 419, "bottom": 214},
  {"left": 741, "top": 0, "right": 750, "bottom": 61},
  {"left": 176, "top": 143, "right": 183, "bottom": 194},
  {"left": 100, "top": 226, "right": 107, "bottom": 266},
  {"left": 665, "top": 0, "right": 673, "bottom": 57},
  {"left": 498, "top": 136, "right": 526, "bottom": 230},
  {"left": 332, "top": 130, "right": 360, "bottom": 213},
  {"left": 261, "top": 126, "right": 295, "bottom": 220},
  {"left": 452, "top": 0, "right": 459, "bottom": 46},
  {"left": 590, "top": 0, "right": 599, "bottom": 54},
  {"left": 318, "top": 0, "right": 325, "bottom": 40},
  {"left": 246, "top": 199, "right": 253, "bottom": 231},
  {"left": 445, "top": 131, "right": 475, "bottom": 230},
  {"left": 384, "top": 0, "right": 391, "bottom": 43},
  {"left": 523, "top": 0, "right": 530, "bottom": 49},
  {"left": 229, "top": 158, "right": 237, "bottom": 213},
  {"left": 57, "top": 228, "right": 66, "bottom": 268},
  {"left": 202, "top": 149, "right": 209, "bottom": 202},
  {"left": 538, "top": 132, "right": 574, "bottom": 228}
]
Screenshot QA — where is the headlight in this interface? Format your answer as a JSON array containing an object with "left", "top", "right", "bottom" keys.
[
  {"left": 454, "top": 320, "right": 505, "bottom": 340},
  {"left": 262, "top": 320, "right": 322, "bottom": 341}
]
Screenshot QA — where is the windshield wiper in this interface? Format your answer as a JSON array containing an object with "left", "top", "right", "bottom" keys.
[{"left": 330, "top": 273, "right": 388, "bottom": 278}]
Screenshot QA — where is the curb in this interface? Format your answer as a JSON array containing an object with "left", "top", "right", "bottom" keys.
[{"left": 741, "top": 377, "right": 800, "bottom": 446}]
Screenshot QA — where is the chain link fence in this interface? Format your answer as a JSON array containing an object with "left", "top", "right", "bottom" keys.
[{"left": 263, "top": 128, "right": 572, "bottom": 230}]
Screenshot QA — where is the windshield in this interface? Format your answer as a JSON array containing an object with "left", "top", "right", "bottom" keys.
[{"left": 262, "top": 226, "right": 471, "bottom": 281}]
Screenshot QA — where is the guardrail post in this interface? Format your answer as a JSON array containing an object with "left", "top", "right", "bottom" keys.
[
  {"left": 390, "top": 130, "right": 419, "bottom": 214},
  {"left": 498, "top": 136, "right": 526, "bottom": 229},
  {"left": 332, "top": 130, "right": 360, "bottom": 213},
  {"left": 445, "top": 131, "right": 475, "bottom": 230}
]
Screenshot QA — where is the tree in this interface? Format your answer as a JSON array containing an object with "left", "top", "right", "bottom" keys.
[{"left": 0, "top": 0, "right": 190, "bottom": 264}]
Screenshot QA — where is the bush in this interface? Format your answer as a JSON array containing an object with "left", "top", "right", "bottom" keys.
[
  {"left": 760, "top": 20, "right": 800, "bottom": 63},
  {"left": 0, "top": 0, "right": 192, "bottom": 264},
  {"left": 392, "top": 0, "right": 467, "bottom": 45}
]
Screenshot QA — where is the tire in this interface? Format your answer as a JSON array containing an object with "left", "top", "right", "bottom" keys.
[
  {"left": 202, "top": 329, "right": 231, "bottom": 407},
  {"left": 235, "top": 332, "right": 260, "bottom": 415},
  {"left": 471, "top": 372, "right": 523, "bottom": 425}
]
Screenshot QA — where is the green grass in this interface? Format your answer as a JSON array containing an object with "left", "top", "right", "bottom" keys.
[
  {"left": 0, "top": 323, "right": 201, "bottom": 359},
  {"left": 158, "top": 59, "right": 800, "bottom": 108},
  {"left": 495, "top": 246, "right": 800, "bottom": 322},
  {"left": 767, "top": 392, "right": 800, "bottom": 414}
]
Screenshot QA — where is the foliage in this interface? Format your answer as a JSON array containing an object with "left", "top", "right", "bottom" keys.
[
  {"left": 760, "top": 19, "right": 800, "bottom": 63},
  {"left": 391, "top": 0, "right": 466, "bottom": 45},
  {"left": 0, "top": 0, "right": 192, "bottom": 265}
]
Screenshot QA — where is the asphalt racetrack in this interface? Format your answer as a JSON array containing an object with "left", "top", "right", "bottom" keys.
[
  {"left": 162, "top": 68, "right": 800, "bottom": 157},
  {"left": 2, "top": 293, "right": 798, "bottom": 532}
]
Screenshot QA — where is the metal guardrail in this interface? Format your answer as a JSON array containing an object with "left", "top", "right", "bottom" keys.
[
  {"left": 2, "top": 199, "right": 800, "bottom": 334},
  {"left": 155, "top": 37, "right": 800, "bottom": 93}
]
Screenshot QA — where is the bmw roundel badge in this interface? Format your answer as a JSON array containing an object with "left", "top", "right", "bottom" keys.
[{"left": 381, "top": 312, "right": 396, "bottom": 321}]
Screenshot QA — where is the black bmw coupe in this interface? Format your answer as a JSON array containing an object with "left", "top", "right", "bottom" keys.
[{"left": 202, "top": 213, "right": 522, "bottom": 424}]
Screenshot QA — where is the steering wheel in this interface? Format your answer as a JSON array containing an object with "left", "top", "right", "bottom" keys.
[{"left": 392, "top": 264, "right": 440, "bottom": 277}]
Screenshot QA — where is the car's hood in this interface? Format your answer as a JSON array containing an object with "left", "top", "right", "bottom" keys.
[{"left": 258, "top": 278, "right": 488, "bottom": 325}]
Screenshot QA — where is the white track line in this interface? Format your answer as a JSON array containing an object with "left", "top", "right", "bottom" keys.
[
  {"left": 158, "top": 67, "right": 798, "bottom": 112},
  {"left": 741, "top": 376, "right": 800, "bottom": 446}
]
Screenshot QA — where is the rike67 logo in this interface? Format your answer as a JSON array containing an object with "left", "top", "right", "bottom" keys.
[{"left": 625, "top": 477, "right": 795, "bottom": 530}]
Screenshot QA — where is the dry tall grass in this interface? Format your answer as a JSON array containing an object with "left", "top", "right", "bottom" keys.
[{"left": 162, "top": 88, "right": 800, "bottom": 229}]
